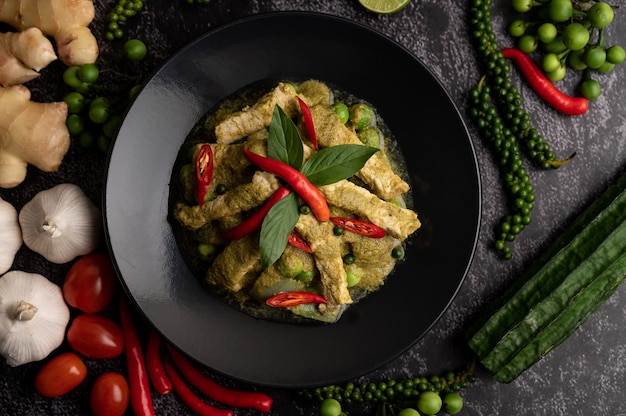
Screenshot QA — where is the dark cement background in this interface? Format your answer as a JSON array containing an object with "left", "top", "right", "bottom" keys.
[{"left": 1, "top": 0, "right": 625, "bottom": 414}]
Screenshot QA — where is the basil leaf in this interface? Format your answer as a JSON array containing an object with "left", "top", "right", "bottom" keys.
[
  {"left": 267, "top": 105, "right": 304, "bottom": 170},
  {"left": 301, "top": 144, "right": 379, "bottom": 186},
  {"left": 259, "top": 192, "right": 300, "bottom": 268}
]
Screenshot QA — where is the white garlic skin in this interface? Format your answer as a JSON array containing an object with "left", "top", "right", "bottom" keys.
[
  {"left": 0, "top": 271, "right": 70, "bottom": 366},
  {"left": 19, "top": 183, "right": 102, "bottom": 264},
  {"left": 0, "top": 197, "right": 22, "bottom": 275}
]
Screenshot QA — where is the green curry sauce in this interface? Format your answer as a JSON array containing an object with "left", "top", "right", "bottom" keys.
[{"left": 168, "top": 79, "right": 418, "bottom": 324}]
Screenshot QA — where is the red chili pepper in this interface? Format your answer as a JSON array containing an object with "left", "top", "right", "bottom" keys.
[
  {"left": 297, "top": 96, "right": 318, "bottom": 149},
  {"left": 287, "top": 231, "right": 313, "bottom": 253},
  {"left": 119, "top": 296, "right": 155, "bottom": 416},
  {"left": 501, "top": 48, "right": 588, "bottom": 116},
  {"left": 164, "top": 361, "right": 234, "bottom": 416},
  {"left": 196, "top": 144, "right": 214, "bottom": 206},
  {"left": 266, "top": 291, "right": 327, "bottom": 307},
  {"left": 222, "top": 187, "right": 291, "bottom": 240},
  {"left": 166, "top": 345, "right": 273, "bottom": 413},
  {"left": 244, "top": 148, "right": 330, "bottom": 222},
  {"left": 146, "top": 330, "right": 172, "bottom": 395},
  {"left": 330, "top": 217, "right": 386, "bottom": 238}
]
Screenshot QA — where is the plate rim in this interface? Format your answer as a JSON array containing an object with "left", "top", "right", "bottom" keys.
[{"left": 103, "top": 10, "right": 482, "bottom": 388}]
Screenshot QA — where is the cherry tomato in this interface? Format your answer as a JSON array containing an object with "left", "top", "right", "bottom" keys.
[
  {"left": 63, "top": 252, "right": 117, "bottom": 313},
  {"left": 90, "top": 372, "right": 130, "bottom": 416},
  {"left": 34, "top": 352, "right": 87, "bottom": 398},
  {"left": 67, "top": 314, "right": 124, "bottom": 359}
]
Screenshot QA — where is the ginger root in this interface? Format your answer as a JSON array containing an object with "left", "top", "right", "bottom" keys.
[
  {"left": 0, "top": 27, "right": 57, "bottom": 86},
  {"left": 0, "top": 85, "right": 70, "bottom": 188},
  {"left": 0, "top": 0, "right": 98, "bottom": 66}
]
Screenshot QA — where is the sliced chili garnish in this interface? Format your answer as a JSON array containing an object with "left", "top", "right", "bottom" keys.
[
  {"left": 244, "top": 148, "right": 330, "bottom": 222},
  {"left": 222, "top": 187, "right": 291, "bottom": 241},
  {"left": 297, "top": 96, "right": 318, "bottom": 150},
  {"left": 196, "top": 144, "right": 214, "bottom": 206},
  {"left": 287, "top": 231, "right": 313, "bottom": 253},
  {"left": 266, "top": 291, "right": 327, "bottom": 308},
  {"left": 501, "top": 48, "right": 588, "bottom": 116},
  {"left": 330, "top": 217, "right": 386, "bottom": 238}
]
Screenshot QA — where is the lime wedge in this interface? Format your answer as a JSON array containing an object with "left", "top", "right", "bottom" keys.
[{"left": 358, "top": 0, "right": 411, "bottom": 14}]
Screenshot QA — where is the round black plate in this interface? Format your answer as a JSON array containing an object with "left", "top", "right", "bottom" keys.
[{"left": 103, "top": 12, "right": 480, "bottom": 388}]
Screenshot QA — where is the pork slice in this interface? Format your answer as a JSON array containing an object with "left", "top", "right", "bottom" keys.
[
  {"left": 173, "top": 171, "right": 280, "bottom": 230},
  {"left": 310, "top": 104, "right": 410, "bottom": 200},
  {"left": 320, "top": 180, "right": 420, "bottom": 241},
  {"left": 205, "top": 234, "right": 261, "bottom": 293},
  {"left": 215, "top": 82, "right": 298, "bottom": 144},
  {"left": 295, "top": 215, "right": 352, "bottom": 306}
]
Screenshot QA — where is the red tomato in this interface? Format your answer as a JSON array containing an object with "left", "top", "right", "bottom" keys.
[
  {"left": 90, "top": 372, "right": 130, "bottom": 416},
  {"left": 34, "top": 352, "right": 87, "bottom": 398},
  {"left": 63, "top": 252, "right": 117, "bottom": 313},
  {"left": 67, "top": 314, "right": 124, "bottom": 359}
]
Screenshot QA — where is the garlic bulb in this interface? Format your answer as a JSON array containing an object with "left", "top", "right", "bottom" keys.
[
  {"left": 19, "top": 183, "right": 102, "bottom": 264},
  {"left": 0, "top": 270, "right": 70, "bottom": 366},
  {"left": 0, "top": 197, "right": 22, "bottom": 275}
]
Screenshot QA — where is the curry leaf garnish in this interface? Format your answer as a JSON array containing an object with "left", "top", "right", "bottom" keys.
[
  {"left": 259, "top": 192, "right": 300, "bottom": 268},
  {"left": 300, "top": 144, "right": 379, "bottom": 186},
  {"left": 268, "top": 105, "right": 304, "bottom": 170}
]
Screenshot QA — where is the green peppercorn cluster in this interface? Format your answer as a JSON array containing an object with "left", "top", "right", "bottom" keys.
[
  {"left": 298, "top": 366, "right": 475, "bottom": 415},
  {"left": 508, "top": 0, "right": 624, "bottom": 100},
  {"left": 104, "top": 0, "right": 211, "bottom": 41},
  {"left": 470, "top": 0, "right": 570, "bottom": 258},
  {"left": 62, "top": 39, "right": 148, "bottom": 154},
  {"left": 469, "top": 80, "right": 535, "bottom": 259},
  {"left": 105, "top": 0, "right": 147, "bottom": 41}
]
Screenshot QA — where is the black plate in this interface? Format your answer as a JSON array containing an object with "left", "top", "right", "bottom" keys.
[{"left": 103, "top": 12, "right": 480, "bottom": 388}]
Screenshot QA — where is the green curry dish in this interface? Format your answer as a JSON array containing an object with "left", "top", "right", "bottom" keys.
[{"left": 170, "top": 79, "right": 421, "bottom": 324}]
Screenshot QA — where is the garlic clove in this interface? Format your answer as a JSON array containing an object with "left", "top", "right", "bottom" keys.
[
  {"left": 19, "top": 183, "right": 102, "bottom": 264},
  {"left": 0, "top": 196, "right": 22, "bottom": 275},
  {"left": 0, "top": 270, "right": 70, "bottom": 366}
]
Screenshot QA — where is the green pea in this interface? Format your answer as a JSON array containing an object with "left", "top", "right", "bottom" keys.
[
  {"left": 542, "top": 53, "right": 561, "bottom": 73},
  {"left": 517, "top": 34, "right": 538, "bottom": 53},
  {"left": 391, "top": 246, "right": 404, "bottom": 259},
  {"left": 357, "top": 126, "right": 382, "bottom": 147},
  {"left": 536, "top": 22, "right": 557, "bottom": 44},
  {"left": 587, "top": 1, "right": 614, "bottom": 29},
  {"left": 63, "top": 91, "right": 86, "bottom": 113},
  {"left": 78, "top": 130, "right": 96, "bottom": 148},
  {"left": 66, "top": 114, "right": 85, "bottom": 136},
  {"left": 333, "top": 226, "right": 344, "bottom": 236},
  {"left": 584, "top": 46, "right": 607, "bottom": 69},
  {"left": 342, "top": 253, "right": 355, "bottom": 265},
  {"left": 216, "top": 184, "right": 228, "bottom": 195},
  {"left": 319, "top": 398, "right": 342, "bottom": 416},
  {"left": 198, "top": 243, "right": 217, "bottom": 259},
  {"left": 606, "top": 45, "right": 625, "bottom": 64},
  {"left": 397, "top": 408, "right": 420, "bottom": 416},
  {"left": 547, "top": 0, "right": 573, "bottom": 23},
  {"left": 580, "top": 79, "right": 601, "bottom": 100},
  {"left": 562, "top": 22, "right": 589, "bottom": 51},
  {"left": 78, "top": 63, "right": 100, "bottom": 83},
  {"left": 296, "top": 270, "right": 315, "bottom": 283},
  {"left": 443, "top": 393, "right": 464, "bottom": 415},
  {"left": 417, "top": 391, "right": 442, "bottom": 415},
  {"left": 331, "top": 102, "right": 349, "bottom": 124},
  {"left": 89, "top": 103, "right": 110, "bottom": 124},
  {"left": 349, "top": 103, "right": 374, "bottom": 130},
  {"left": 124, "top": 39, "right": 147, "bottom": 62},
  {"left": 507, "top": 19, "right": 527, "bottom": 37},
  {"left": 567, "top": 49, "right": 588, "bottom": 70},
  {"left": 346, "top": 269, "right": 360, "bottom": 287}
]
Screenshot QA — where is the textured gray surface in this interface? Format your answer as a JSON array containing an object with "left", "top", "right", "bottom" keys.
[{"left": 1, "top": 0, "right": 625, "bottom": 415}]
